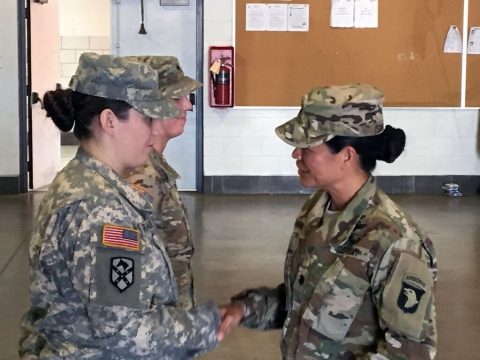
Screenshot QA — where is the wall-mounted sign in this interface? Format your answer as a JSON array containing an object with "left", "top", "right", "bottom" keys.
[{"left": 160, "top": 0, "right": 189, "bottom": 5}]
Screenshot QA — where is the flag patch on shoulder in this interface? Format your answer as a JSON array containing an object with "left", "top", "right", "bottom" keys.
[{"left": 102, "top": 224, "right": 140, "bottom": 251}]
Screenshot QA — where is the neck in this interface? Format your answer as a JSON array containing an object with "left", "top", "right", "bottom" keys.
[
  {"left": 328, "top": 171, "right": 369, "bottom": 211},
  {"left": 81, "top": 140, "right": 124, "bottom": 174}
]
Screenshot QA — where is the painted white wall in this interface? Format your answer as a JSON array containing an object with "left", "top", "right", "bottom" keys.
[
  {"left": 59, "top": 0, "right": 110, "bottom": 36},
  {"left": 203, "top": 0, "right": 480, "bottom": 176},
  {"left": 0, "top": 0, "right": 19, "bottom": 176}
]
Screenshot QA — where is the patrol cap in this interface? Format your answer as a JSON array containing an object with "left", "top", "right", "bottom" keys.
[
  {"left": 275, "top": 84, "right": 385, "bottom": 148},
  {"left": 69, "top": 52, "right": 201, "bottom": 119},
  {"left": 126, "top": 55, "right": 202, "bottom": 99}
]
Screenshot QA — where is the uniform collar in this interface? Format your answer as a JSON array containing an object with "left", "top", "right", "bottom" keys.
[
  {"left": 149, "top": 149, "right": 180, "bottom": 182},
  {"left": 76, "top": 147, "right": 154, "bottom": 212},
  {"left": 319, "top": 176, "right": 377, "bottom": 250}
]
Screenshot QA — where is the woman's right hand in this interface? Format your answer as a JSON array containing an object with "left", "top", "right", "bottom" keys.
[{"left": 217, "top": 302, "right": 245, "bottom": 341}]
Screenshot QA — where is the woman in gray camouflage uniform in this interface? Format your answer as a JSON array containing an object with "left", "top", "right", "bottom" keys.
[
  {"left": 19, "top": 53, "right": 219, "bottom": 359},
  {"left": 220, "top": 84, "right": 437, "bottom": 359}
]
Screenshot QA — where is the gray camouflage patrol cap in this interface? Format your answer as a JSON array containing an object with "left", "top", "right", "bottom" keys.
[
  {"left": 275, "top": 84, "right": 385, "bottom": 148},
  {"left": 69, "top": 52, "right": 201, "bottom": 119}
]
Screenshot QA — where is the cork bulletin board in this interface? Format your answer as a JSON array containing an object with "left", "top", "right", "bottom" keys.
[
  {"left": 466, "top": 0, "right": 480, "bottom": 107},
  {"left": 235, "top": 0, "right": 465, "bottom": 107}
]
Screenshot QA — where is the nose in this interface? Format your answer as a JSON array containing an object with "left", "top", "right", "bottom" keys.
[
  {"left": 150, "top": 118, "right": 161, "bottom": 136},
  {"left": 292, "top": 148, "right": 301, "bottom": 159},
  {"left": 177, "top": 96, "right": 193, "bottom": 112}
]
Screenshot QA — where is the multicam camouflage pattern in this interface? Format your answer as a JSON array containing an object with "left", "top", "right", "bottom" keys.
[
  {"left": 126, "top": 150, "right": 195, "bottom": 309},
  {"left": 19, "top": 148, "right": 219, "bottom": 359},
  {"left": 69, "top": 52, "right": 201, "bottom": 119},
  {"left": 276, "top": 84, "right": 385, "bottom": 148},
  {"left": 234, "top": 177, "right": 437, "bottom": 359}
]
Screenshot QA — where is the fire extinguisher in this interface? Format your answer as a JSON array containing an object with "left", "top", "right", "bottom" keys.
[{"left": 213, "top": 62, "right": 231, "bottom": 105}]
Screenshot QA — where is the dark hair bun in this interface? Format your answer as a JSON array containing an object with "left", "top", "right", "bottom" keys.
[
  {"left": 43, "top": 89, "right": 75, "bottom": 132},
  {"left": 378, "top": 125, "right": 406, "bottom": 163}
]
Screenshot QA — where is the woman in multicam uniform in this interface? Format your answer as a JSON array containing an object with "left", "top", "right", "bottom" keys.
[
  {"left": 219, "top": 84, "right": 437, "bottom": 359},
  {"left": 19, "top": 53, "right": 219, "bottom": 359},
  {"left": 125, "top": 56, "right": 198, "bottom": 310}
]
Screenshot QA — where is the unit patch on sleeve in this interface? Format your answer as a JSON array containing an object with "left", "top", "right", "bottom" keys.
[
  {"left": 380, "top": 252, "right": 433, "bottom": 340},
  {"left": 111, "top": 257, "right": 134, "bottom": 292},
  {"left": 102, "top": 224, "right": 140, "bottom": 251},
  {"left": 397, "top": 274, "right": 426, "bottom": 313}
]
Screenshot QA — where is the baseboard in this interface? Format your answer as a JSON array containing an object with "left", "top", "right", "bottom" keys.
[
  {"left": 203, "top": 175, "right": 480, "bottom": 195},
  {"left": 0, "top": 177, "right": 21, "bottom": 195}
]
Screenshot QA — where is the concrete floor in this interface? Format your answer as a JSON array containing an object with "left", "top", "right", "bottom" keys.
[{"left": 0, "top": 192, "right": 479, "bottom": 359}]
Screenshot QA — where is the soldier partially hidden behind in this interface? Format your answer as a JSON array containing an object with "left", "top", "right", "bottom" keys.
[
  {"left": 219, "top": 84, "right": 437, "bottom": 359},
  {"left": 125, "top": 56, "right": 200, "bottom": 310},
  {"left": 19, "top": 53, "right": 220, "bottom": 359}
]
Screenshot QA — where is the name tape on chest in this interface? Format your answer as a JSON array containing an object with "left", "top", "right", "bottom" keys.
[{"left": 102, "top": 224, "right": 141, "bottom": 252}]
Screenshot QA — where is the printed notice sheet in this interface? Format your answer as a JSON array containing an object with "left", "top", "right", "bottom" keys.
[
  {"left": 246, "top": 3, "right": 267, "bottom": 31},
  {"left": 331, "top": 0, "right": 354, "bottom": 28},
  {"left": 467, "top": 27, "right": 480, "bottom": 54},
  {"left": 288, "top": 4, "right": 309, "bottom": 32},
  {"left": 267, "top": 4, "right": 288, "bottom": 31},
  {"left": 444, "top": 25, "right": 462, "bottom": 53},
  {"left": 354, "top": 0, "right": 378, "bottom": 28}
]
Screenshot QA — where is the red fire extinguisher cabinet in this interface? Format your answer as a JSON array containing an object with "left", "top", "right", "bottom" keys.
[{"left": 209, "top": 46, "right": 234, "bottom": 108}]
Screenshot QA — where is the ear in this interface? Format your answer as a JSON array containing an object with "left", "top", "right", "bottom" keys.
[
  {"left": 98, "top": 109, "right": 117, "bottom": 136},
  {"left": 341, "top": 146, "right": 358, "bottom": 168}
]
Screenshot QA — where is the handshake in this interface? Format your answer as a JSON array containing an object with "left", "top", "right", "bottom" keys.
[{"left": 216, "top": 302, "right": 245, "bottom": 342}]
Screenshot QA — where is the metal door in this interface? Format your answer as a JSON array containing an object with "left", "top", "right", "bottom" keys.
[{"left": 112, "top": 0, "right": 199, "bottom": 190}]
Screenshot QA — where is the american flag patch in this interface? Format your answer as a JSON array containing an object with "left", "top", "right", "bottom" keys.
[{"left": 102, "top": 225, "right": 140, "bottom": 251}]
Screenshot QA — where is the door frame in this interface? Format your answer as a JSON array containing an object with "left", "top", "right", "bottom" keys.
[
  {"left": 17, "top": 0, "right": 29, "bottom": 193},
  {"left": 195, "top": 0, "right": 204, "bottom": 193}
]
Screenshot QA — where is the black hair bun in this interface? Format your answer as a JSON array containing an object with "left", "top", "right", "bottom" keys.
[
  {"left": 43, "top": 89, "right": 75, "bottom": 132},
  {"left": 378, "top": 125, "right": 406, "bottom": 163}
]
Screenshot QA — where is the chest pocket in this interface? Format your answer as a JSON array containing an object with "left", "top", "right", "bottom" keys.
[{"left": 301, "top": 257, "right": 370, "bottom": 341}]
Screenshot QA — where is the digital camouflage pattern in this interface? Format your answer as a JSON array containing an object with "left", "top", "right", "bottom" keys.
[
  {"left": 69, "top": 52, "right": 201, "bottom": 119},
  {"left": 275, "top": 84, "right": 385, "bottom": 148},
  {"left": 19, "top": 148, "right": 219, "bottom": 359},
  {"left": 233, "top": 177, "right": 437, "bottom": 359},
  {"left": 126, "top": 150, "right": 196, "bottom": 309}
]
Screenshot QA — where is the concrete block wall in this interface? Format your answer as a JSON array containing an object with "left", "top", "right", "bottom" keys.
[{"left": 59, "top": 36, "right": 111, "bottom": 88}]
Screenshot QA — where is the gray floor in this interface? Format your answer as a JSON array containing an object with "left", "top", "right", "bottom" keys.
[{"left": 0, "top": 192, "right": 479, "bottom": 359}]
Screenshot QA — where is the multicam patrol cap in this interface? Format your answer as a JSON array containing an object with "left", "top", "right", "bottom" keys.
[
  {"left": 275, "top": 84, "right": 385, "bottom": 148},
  {"left": 69, "top": 52, "right": 201, "bottom": 119}
]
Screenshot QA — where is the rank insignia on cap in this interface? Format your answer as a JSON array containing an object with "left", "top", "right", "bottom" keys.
[
  {"left": 397, "top": 274, "right": 426, "bottom": 314},
  {"left": 111, "top": 257, "right": 134, "bottom": 292},
  {"left": 102, "top": 224, "right": 140, "bottom": 251}
]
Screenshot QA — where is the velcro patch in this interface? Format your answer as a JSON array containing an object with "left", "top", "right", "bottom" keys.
[
  {"left": 397, "top": 275, "right": 426, "bottom": 313},
  {"left": 102, "top": 224, "right": 140, "bottom": 252},
  {"left": 110, "top": 257, "right": 134, "bottom": 292},
  {"left": 380, "top": 252, "right": 433, "bottom": 340}
]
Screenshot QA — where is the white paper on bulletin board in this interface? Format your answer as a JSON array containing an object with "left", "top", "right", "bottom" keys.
[
  {"left": 246, "top": 3, "right": 267, "bottom": 31},
  {"left": 467, "top": 27, "right": 480, "bottom": 54},
  {"left": 354, "top": 0, "right": 378, "bottom": 28},
  {"left": 267, "top": 4, "right": 288, "bottom": 31},
  {"left": 288, "top": 4, "right": 309, "bottom": 32},
  {"left": 331, "top": 0, "right": 354, "bottom": 28}
]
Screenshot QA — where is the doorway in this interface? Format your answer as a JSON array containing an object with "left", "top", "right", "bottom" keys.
[
  {"left": 112, "top": 0, "right": 201, "bottom": 190},
  {"left": 22, "top": 0, "right": 202, "bottom": 191},
  {"left": 24, "top": 0, "right": 111, "bottom": 190}
]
